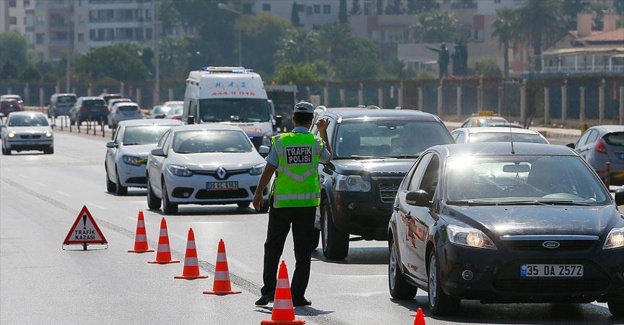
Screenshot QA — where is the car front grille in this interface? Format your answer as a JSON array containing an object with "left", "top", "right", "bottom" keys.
[
  {"left": 19, "top": 134, "right": 42, "bottom": 139},
  {"left": 373, "top": 176, "right": 404, "bottom": 203},
  {"left": 503, "top": 240, "right": 596, "bottom": 251},
  {"left": 191, "top": 169, "right": 250, "bottom": 180}
]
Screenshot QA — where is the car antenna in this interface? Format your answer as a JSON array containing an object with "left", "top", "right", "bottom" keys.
[{"left": 509, "top": 126, "right": 515, "bottom": 155}]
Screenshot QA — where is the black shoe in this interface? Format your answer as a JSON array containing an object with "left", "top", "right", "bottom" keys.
[
  {"left": 292, "top": 297, "right": 312, "bottom": 307},
  {"left": 255, "top": 296, "right": 273, "bottom": 306}
]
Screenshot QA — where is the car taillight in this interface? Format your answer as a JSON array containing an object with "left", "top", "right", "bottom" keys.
[
  {"left": 80, "top": 106, "right": 88, "bottom": 112},
  {"left": 172, "top": 116, "right": 181, "bottom": 120},
  {"left": 16, "top": 104, "right": 22, "bottom": 110},
  {"left": 595, "top": 138, "right": 607, "bottom": 154}
]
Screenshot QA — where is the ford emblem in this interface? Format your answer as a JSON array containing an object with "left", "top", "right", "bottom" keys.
[{"left": 542, "top": 241, "right": 560, "bottom": 249}]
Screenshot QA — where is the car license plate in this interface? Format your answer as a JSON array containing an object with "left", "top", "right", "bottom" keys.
[
  {"left": 206, "top": 181, "right": 238, "bottom": 191},
  {"left": 520, "top": 264, "right": 583, "bottom": 278}
]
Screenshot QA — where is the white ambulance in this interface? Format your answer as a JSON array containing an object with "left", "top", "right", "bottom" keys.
[{"left": 182, "top": 66, "right": 280, "bottom": 149}]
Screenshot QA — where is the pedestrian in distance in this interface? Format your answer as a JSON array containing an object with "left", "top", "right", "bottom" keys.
[{"left": 252, "top": 101, "right": 332, "bottom": 307}]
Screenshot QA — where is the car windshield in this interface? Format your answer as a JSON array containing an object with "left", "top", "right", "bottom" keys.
[
  {"left": 8, "top": 115, "right": 49, "bottom": 127},
  {"left": 173, "top": 130, "right": 253, "bottom": 153},
  {"left": 334, "top": 120, "right": 453, "bottom": 158},
  {"left": 122, "top": 126, "right": 172, "bottom": 145},
  {"left": 198, "top": 98, "right": 271, "bottom": 122},
  {"left": 444, "top": 155, "right": 610, "bottom": 205},
  {"left": 58, "top": 96, "right": 76, "bottom": 104},
  {"left": 469, "top": 132, "right": 547, "bottom": 144}
]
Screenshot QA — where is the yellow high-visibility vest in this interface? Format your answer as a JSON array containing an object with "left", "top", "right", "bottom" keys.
[{"left": 272, "top": 132, "right": 322, "bottom": 208}]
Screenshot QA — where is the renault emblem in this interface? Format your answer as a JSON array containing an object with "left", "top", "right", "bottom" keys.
[
  {"left": 542, "top": 241, "right": 560, "bottom": 249},
  {"left": 216, "top": 167, "right": 227, "bottom": 179}
]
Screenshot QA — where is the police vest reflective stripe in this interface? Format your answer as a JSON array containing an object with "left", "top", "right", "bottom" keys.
[{"left": 272, "top": 132, "right": 322, "bottom": 208}]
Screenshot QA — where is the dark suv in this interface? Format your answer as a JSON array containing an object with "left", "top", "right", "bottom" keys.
[
  {"left": 70, "top": 96, "right": 108, "bottom": 125},
  {"left": 310, "top": 108, "right": 454, "bottom": 260}
]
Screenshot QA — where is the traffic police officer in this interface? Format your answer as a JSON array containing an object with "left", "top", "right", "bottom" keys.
[{"left": 252, "top": 101, "right": 332, "bottom": 307}]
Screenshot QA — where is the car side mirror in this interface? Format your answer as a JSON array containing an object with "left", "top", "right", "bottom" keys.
[
  {"left": 258, "top": 145, "right": 270, "bottom": 157},
  {"left": 615, "top": 188, "right": 624, "bottom": 206},
  {"left": 151, "top": 147, "right": 166, "bottom": 157},
  {"left": 106, "top": 141, "right": 117, "bottom": 148},
  {"left": 565, "top": 143, "right": 575, "bottom": 149},
  {"left": 405, "top": 190, "right": 431, "bottom": 207}
]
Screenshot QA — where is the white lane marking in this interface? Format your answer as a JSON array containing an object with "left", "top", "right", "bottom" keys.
[
  {"left": 56, "top": 191, "right": 70, "bottom": 197},
  {"left": 85, "top": 202, "right": 106, "bottom": 210},
  {"left": 34, "top": 182, "right": 46, "bottom": 187},
  {"left": 19, "top": 174, "right": 28, "bottom": 179}
]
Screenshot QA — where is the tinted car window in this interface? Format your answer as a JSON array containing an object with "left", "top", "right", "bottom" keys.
[
  {"left": 123, "top": 126, "right": 173, "bottom": 145},
  {"left": 603, "top": 132, "right": 624, "bottom": 147},
  {"left": 173, "top": 130, "right": 252, "bottom": 153},
  {"left": 57, "top": 95, "right": 77, "bottom": 104}
]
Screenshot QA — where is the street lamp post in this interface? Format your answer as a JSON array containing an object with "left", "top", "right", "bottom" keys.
[{"left": 217, "top": 3, "right": 242, "bottom": 66}]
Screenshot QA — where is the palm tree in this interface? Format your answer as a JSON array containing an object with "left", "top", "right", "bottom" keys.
[
  {"left": 491, "top": 7, "right": 518, "bottom": 77},
  {"left": 517, "top": 0, "right": 566, "bottom": 71}
]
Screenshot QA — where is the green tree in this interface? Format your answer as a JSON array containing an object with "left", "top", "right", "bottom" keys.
[
  {"left": 562, "top": 0, "right": 589, "bottom": 29},
  {"left": 406, "top": 0, "right": 439, "bottom": 14},
  {"left": 237, "top": 12, "right": 292, "bottom": 76},
  {"left": 291, "top": 2, "right": 301, "bottom": 27},
  {"left": 385, "top": 0, "right": 405, "bottom": 14},
  {"left": 468, "top": 57, "right": 502, "bottom": 77},
  {"left": 0, "top": 61, "right": 19, "bottom": 81},
  {"left": 273, "top": 60, "right": 324, "bottom": 84},
  {"left": 491, "top": 7, "right": 518, "bottom": 78},
  {"left": 0, "top": 31, "right": 29, "bottom": 74},
  {"left": 339, "top": 0, "right": 349, "bottom": 24},
  {"left": 275, "top": 28, "right": 321, "bottom": 64},
  {"left": 517, "top": 0, "right": 566, "bottom": 71},
  {"left": 20, "top": 63, "right": 42, "bottom": 82},
  {"left": 75, "top": 45, "right": 149, "bottom": 82},
  {"left": 350, "top": 0, "right": 362, "bottom": 15},
  {"left": 411, "top": 10, "right": 459, "bottom": 43},
  {"left": 317, "top": 24, "right": 352, "bottom": 66},
  {"left": 334, "top": 38, "right": 383, "bottom": 80}
]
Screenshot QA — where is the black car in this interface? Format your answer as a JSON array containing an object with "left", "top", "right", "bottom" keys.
[
  {"left": 70, "top": 96, "right": 108, "bottom": 125},
  {"left": 309, "top": 108, "right": 454, "bottom": 260},
  {"left": 388, "top": 142, "right": 624, "bottom": 316}
]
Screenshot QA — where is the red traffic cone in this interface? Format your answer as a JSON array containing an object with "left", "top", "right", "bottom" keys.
[
  {"left": 128, "top": 210, "right": 154, "bottom": 253},
  {"left": 203, "top": 239, "right": 241, "bottom": 295},
  {"left": 261, "top": 261, "right": 305, "bottom": 325},
  {"left": 147, "top": 217, "right": 180, "bottom": 264},
  {"left": 413, "top": 308, "right": 426, "bottom": 325},
  {"left": 174, "top": 228, "right": 208, "bottom": 280}
]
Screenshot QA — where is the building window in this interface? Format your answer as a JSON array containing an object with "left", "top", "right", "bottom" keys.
[
  {"left": 9, "top": 0, "right": 17, "bottom": 7},
  {"left": 296, "top": 4, "right": 304, "bottom": 12},
  {"left": 494, "top": 0, "right": 501, "bottom": 3},
  {"left": 306, "top": 6, "right": 312, "bottom": 15},
  {"left": 262, "top": 3, "right": 271, "bottom": 12},
  {"left": 9, "top": 17, "right": 17, "bottom": 25},
  {"left": 474, "top": 30, "right": 483, "bottom": 41},
  {"left": 36, "top": 33, "right": 44, "bottom": 44},
  {"left": 25, "top": 0, "right": 31, "bottom": 7},
  {"left": 363, "top": 1, "right": 373, "bottom": 15},
  {"left": 313, "top": 4, "right": 320, "bottom": 14},
  {"left": 323, "top": 4, "right": 330, "bottom": 14},
  {"left": 78, "top": 33, "right": 84, "bottom": 42}
]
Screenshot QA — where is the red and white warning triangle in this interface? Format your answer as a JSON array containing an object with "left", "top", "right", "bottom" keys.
[{"left": 63, "top": 205, "right": 108, "bottom": 245}]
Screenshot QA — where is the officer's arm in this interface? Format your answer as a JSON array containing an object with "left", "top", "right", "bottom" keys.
[
  {"left": 253, "top": 163, "right": 277, "bottom": 211},
  {"left": 316, "top": 118, "right": 332, "bottom": 158}
]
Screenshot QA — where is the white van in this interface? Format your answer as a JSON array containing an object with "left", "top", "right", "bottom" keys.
[{"left": 183, "top": 66, "right": 280, "bottom": 149}]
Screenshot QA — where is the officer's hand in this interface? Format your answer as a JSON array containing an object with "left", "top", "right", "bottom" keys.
[
  {"left": 252, "top": 192, "right": 264, "bottom": 211},
  {"left": 316, "top": 118, "right": 329, "bottom": 132}
]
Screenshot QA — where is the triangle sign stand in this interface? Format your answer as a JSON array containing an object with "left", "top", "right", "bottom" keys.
[{"left": 63, "top": 205, "right": 108, "bottom": 251}]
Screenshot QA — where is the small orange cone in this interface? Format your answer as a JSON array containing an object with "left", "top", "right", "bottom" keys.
[
  {"left": 261, "top": 261, "right": 305, "bottom": 325},
  {"left": 203, "top": 239, "right": 241, "bottom": 295},
  {"left": 174, "top": 228, "right": 208, "bottom": 280},
  {"left": 147, "top": 217, "right": 180, "bottom": 264},
  {"left": 413, "top": 308, "right": 426, "bottom": 325},
  {"left": 128, "top": 210, "right": 154, "bottom": 253}
]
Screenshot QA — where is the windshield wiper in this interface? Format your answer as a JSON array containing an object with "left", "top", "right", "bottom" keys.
[
  {"left": 447, "top": 200, "right": 499, "bottom": 206},
  {"left": 499, "top": 200, "right": 590, "bottom": 206}
]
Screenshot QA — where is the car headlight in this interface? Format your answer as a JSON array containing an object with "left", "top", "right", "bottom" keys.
[
  {"left": 335, "top": 174, "right": 371, "bottom": 192},
  {"left": 123, "top": 155, "right": 146, "bottom": 166},
  {"left": 603, "top": 227, "right": 624, "bottom": 249},
  {"left": 45, "top": 131, "right": 53, "bottom": 138},
  {"left": 249, "top": 162, "right": 266, "bottom": 175},
  {"left": 446, "top": 225, "right": 497, "bottom": 250},
  {"left": 8, "top": 132, "right": 15, "bottom": 138},
  {"left": 167, "top": 164, "right": 194, "bottom": 177}
]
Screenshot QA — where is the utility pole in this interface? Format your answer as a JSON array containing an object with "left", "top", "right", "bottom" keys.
[{"left": 153, "top": 0, "right": 160, "bottom": 104}]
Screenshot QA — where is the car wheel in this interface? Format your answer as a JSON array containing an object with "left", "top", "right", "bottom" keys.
[
  {"left": 146, "top": 176, "right": 161, "bottom": 210},
  {"left": 106, "top": 167, "right": 116, "bottom": 193},
  {"left": 161, "top": 180, "right": 178, "bottom": 215},
  {"left": 427, "top": 250, "right": 460, "bottom": 316},
  {"left": 320, "top": 196, "right": 349, "bottom": 260},
  {"left": 388, "top": 236, "right": 417, "bottom": 299},
  {"left": 608, "top": 297, "right": 624, "bottom": 317},
  {"left": 43, "top": 146, "right": 53, "bottom": 154},
  {"left": 115, "top": 167, "right": 128, "bottom": 196},
  {"left": 237, "top": 201, "right": 250, "bottom": 208},
  {"left": 310, "top": 228, "right": 320, "bottom": 251},
  {"left": 2, "top": 145, "right": 10, "bottom": 155}
]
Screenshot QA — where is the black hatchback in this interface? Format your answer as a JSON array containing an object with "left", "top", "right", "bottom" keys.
[
  {"left": 70, "top": 96, "right": 108, "bottom": 125},
  {"left": 388, "top": 142, "right": 624, "bottom": 317}
]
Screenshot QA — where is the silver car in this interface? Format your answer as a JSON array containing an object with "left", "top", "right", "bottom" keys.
[
  {"left": 146, "top": 124, "right": 270, "bottom": 215},
  {"left": 1, "top": 111, "right": 54, "bottom": 155},
  {"left": 105, "top": 119, "right": 183, "bottom": 195},
  {"left": 567, "top": 125, "right": 624, "bottom": 186},
  {"left": 107, "top": 101, "right": 144, "bottom": 130},
  {"left": 451, "top": 126, "right": 549, "bottom": 144}
]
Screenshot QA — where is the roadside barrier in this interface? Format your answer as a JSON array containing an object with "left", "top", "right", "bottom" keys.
[
  {"left": 148, "top": 217, "right": 180, "bottom": 264},
  {"left": 174, "top": 228, "right": 208, "bottom": 280},
  {"left": 128, "top": 210, "right": 154, "bottom": 253},
  {"left": 413, "top": 308, "right": 426, "bottom": 325},
  {"left": 261, "top": 261, "right": 305, "bottom": 325},
  {"left": 203, "top": 239, "right": 241, "bottom": 295}
]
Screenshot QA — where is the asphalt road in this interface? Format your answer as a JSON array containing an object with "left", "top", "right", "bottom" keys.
[{"left": 1, "top": 125, "right": 621, "bottom": 325}]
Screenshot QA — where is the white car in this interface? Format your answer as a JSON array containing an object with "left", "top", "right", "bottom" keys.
[
  {"left": 451, "top": 126, "right": 549, "bottom": 144},
  {"left": 146, "top": 124, "right": 270, "bottom": 214},
  {"left": 1, "top": 111, "right": 54, "bottom": 155},
  {"left": 107, "top": 101, "right": 144, "bottom": 130},
  {"left": 105, "top": 119, "right": 183, "bottom": 195}
]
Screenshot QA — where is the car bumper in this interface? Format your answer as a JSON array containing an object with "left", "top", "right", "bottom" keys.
[
  {"left": 164, "top": 173, "right": 268, "bottom": 205},
  {"left": 5, "top": 138, "right": 53, "bottom": 151},
  {"left": 329, "top": 191, "right": 393, "bottom": 240},
  {"left": 438, "top": 242, "right": 624, "bottom": 303},
  {"left": 118, "top": 163, "right": 147, "bottom": 188}
]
